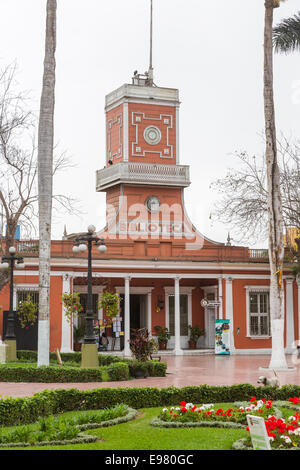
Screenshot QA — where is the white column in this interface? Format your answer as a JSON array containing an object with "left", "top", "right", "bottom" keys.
[
  {"left": 123, "top": 101, "right": 129, "bottom": 162},
  {"left": 218, "top": 276, "right": 223, "bottom": 320},
  {"left": 98, "top": 286, "right": 104, "bottom": 322},
  {"left": 124, "top": 276, "right": 131, "bottom": 356},
  {"left": 174, "top": 276, "right": 183, "bottom": 355},
  {"left": 176, "top": 105, "right": 180, "bottom": 164},
  {"left": 187, "top": 292, "right": 192, "bottom": 327},
  {"left": 286, "top": 278, "right": 295, "bottom": 353},
  {"left": 165, "top": 290, "right": 169, "bottom": 330},
  {"left": 225, "top": 277, "right": 235, "bottom": 353},
  {"left": 60, "top": 274, "right": 73, "bottom": 353},
  {"left": 147, "top": 292, "right": 152, "bottom": 337}
]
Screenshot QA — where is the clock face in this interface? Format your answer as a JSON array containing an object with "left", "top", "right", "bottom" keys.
[
  {"left": 143, "top": 126, "right": 161, "bottom": 145},
  {"left": 146, "top": 196, "right": 160, "bottom": 213}
]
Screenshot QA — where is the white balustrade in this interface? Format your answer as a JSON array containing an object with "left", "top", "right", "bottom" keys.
[{"left": 96, "top": 162, "right": 190, "bottom": 191}]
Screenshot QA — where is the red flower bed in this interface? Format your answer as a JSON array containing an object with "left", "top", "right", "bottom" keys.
[
  {"left": 159, "top": 398, "right": 275, "bottom": 425},
  {"left": 245, "top": 397, "right": 300, "bottom": 449}
]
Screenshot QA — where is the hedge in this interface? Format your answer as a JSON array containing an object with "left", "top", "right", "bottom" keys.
[
  {"left": 0, "top": 362, "right": 129, "bottom": 383},
  {"left": 1, "top": 383, "right": 300, "bottom": 427},
  {"left": 12, "top": 350, "right": 167, "bottom": 381}
]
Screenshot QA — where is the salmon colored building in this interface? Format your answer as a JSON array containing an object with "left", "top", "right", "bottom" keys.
[{"left": 1, "top": 72, "right": 299, "bottom": 357}]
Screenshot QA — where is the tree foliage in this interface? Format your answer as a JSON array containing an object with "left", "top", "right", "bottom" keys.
[{"left": 273, "top": 12, "right": 300, "bottom": 53}]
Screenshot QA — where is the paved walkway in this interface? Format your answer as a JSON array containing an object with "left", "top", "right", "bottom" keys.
[{"left": 1, "top": 355, "right": 299, "bottom": 398}]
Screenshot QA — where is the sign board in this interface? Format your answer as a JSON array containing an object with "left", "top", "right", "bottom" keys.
[
  {"left": 201, "top": 299, "right": 221, "bottom": 308},
  {"left": 215, "top": 319, "right": 230, "bottom": 355},
  {"left": 246, "top": 415, "right": 271, "bottom": 450}
]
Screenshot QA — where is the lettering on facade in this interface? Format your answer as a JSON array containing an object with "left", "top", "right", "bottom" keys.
[{"left": 117, "top": 219, "right": 194, "bottom": 238}]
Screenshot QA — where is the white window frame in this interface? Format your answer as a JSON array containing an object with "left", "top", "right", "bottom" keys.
[
  {"left": 245, "top": 286, "right": 271, "bottom": 338},
  {"left": 14, "top": 284, "right": 39, "bottom": 310}
]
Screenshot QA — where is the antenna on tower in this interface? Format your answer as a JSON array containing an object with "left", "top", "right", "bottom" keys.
[
  {"left": 148, "top": 0, "right": 154, "bottom": 85},
  {"left": 132, "top": 0, "right": 156, "bottom": 87}
]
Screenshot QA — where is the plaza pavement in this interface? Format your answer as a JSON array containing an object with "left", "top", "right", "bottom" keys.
[{"left": 0, "top": 354, "right": 300, "bottom": 398}]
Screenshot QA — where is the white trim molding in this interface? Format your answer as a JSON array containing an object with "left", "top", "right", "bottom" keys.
[
  {"left": 61, "top": 274, "right": 73, "bottom": 353},
  {"left": 286, "top": 278, "right": 295, "bottom": 353},
  {"left": 225, "top": 277, "right": 235, "bottom": 353}
]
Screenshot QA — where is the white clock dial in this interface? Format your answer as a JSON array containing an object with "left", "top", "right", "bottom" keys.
[
  {"left": 146, "top": 196, "right": 161, "bottom": 213},
  {"left": 143, "top": 126, "right": 161, "bottom": 145}
]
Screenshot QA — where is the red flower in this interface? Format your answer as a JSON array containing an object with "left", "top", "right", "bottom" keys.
[
  {"left": 180, "top": 401, "right": 186, "bottom": 407},
  {"left": 289, "top": 397, "right": 300, "bottom": 405},
  {"left": 250, "top": 397, "right": 257, "bottom": 402}
]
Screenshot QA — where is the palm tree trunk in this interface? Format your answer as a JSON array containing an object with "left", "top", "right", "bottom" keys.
[
  {"left": 37, "top": 0, "right": 56, "bottom": 366},
  {"left": 264, "top": 0, "right": 288, "bottom": 369}
]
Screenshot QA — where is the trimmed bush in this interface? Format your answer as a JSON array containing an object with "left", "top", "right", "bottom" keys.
[
  {"left": 0, "top": 362, "right": 129, "bottom": 383},
  {"left": 1, "top": 384, "right": 300, "bottom": 427},
  {"left": 14, "top": 350, "right": 166, "bottom": 381}
]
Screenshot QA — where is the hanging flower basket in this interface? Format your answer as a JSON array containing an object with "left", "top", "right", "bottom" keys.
[
  {"left": 98, "top": 291, "right": 121, "bottom": 319},
  {"left": 62, "top": 293, "right": 83, "bottom": 323},
  {"left": 17, "top": 295, "right": 38, "bottom": 329}
]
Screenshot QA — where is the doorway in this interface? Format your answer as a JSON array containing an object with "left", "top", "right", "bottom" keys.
[{"left": 130, "top": 294, "right": 147, "bottom": 335}]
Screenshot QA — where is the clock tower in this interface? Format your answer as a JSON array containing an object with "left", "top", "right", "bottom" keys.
[
  {"left": 96, "top": 1, "right": 208, "bottom": 253},
  {"left": 96, "top": 74, "right": 201, "bottom": 245}
]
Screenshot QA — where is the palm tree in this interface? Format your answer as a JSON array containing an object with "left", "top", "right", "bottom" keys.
[
  {"left": 273, "top": 12, "right": 300, "bottom": 53},
  {"left": 264, "top": 0, "right": 288, "bottom": 370},
  {"left": 37, "top": 0, "right": 57, "bottom": 367}
]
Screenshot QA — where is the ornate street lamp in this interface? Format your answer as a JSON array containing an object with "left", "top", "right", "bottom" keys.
[
  {"left": 0, "top": 246, "right": 25, "bottom": 360},
  {"left": 72, "top": 225, "right": 106, "bottom": 368}
]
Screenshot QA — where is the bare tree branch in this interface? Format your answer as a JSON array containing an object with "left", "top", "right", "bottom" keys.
[{"left": 210, "top": 136, "right": 300, "bottom": 245}]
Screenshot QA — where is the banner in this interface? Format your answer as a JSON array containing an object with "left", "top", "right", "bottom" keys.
[{"left": 215, "top": 319, "right": 230, "bottom": 355}]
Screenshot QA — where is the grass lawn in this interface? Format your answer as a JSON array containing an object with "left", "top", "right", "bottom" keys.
[{"left": 4, "top": 404, "right": 248, "bottom": 451}]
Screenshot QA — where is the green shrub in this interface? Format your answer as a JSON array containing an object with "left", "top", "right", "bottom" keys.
[
  {"left": 106, "top": 362, "right": 130, "bottom": 381},
  {"left": 0, "top": 362, "right": 129, "bottom": 383},
  {"left": 2, "top": 383, "right": 300, "bottom": 427},
  {"left": 14, "top": 351, "right": 166, "bottom": 380}
]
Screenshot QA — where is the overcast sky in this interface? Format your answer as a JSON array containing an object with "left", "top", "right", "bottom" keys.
[{"left": 0, "top": 0, "right": 299, "bottom": 247}]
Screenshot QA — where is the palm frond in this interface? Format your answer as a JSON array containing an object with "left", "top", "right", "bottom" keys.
[{"left": 273, "top": 12, "right": 300, "bottom": 53}]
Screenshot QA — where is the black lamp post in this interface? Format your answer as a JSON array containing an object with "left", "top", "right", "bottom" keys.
[
  {"left": 72, "top": 225, "right": 106, "bottom": 367},
  {"left": 0, "top": 246, "right": 25, "bottom": 360}
]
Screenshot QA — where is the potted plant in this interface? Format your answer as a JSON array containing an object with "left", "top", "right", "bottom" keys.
[
  {"left": 62, "top": 293, "right": 83, "bottom": 323},
  {"left": 188, "top": 325, "right": 205, "bottom": 349},
  {"left": 17, "top": 295, "right": 38, "bottom": 329},
  {"left": 73, "top": 324, "right": 85, "bottom": 352},
  {"left": 98, "top": 291, "right": 121, "bottom": 319},
  {"left": 154, "top": 325, "right": 170, "bottom": 350},
  {"left": 129, "top": 328, "right": 156, "bottom": 378}
]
